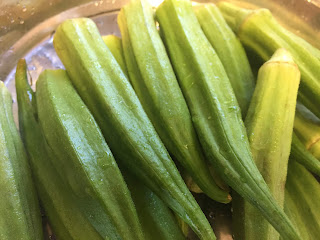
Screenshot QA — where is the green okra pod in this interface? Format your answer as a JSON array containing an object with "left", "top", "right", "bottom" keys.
[
  {"left": 233, "top": 49, "right": 300, "bottom": 240},
  {"left": 218, "top": 1, "right": 320, "bottom": 119},
  {"left": 195, "top": 3, "right": 254, "bottom": 117},
  {"left": 0, "top": 79, "right": 43, "bottom": 240},
  {"left": 118, "top": 0, "right": 230, "bottom": 203},
  {"left": 53, "top": 18, "right": 215, "bottom": 240},
  {"left": 102, "top": 35, "right": 185, "bottom": 240},
  {"left": 294, "top": 107, "right": 320, "bottom": 159},
  {"left": 156, "top": 1, "right": 301, "bottom": 239},
  {"left": 36, "top": 69, "right": 144, "bottom": 240},
  {"left": 284, "top": 161, "right": 320, "bottom": 240},
  {"left": 15, "top": 59, "right": 109, "bottom": 240}
]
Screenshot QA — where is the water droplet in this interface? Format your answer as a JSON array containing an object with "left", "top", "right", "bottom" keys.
[
  {"left": 10, "top": 19, "right": 15, "bottom": 23},
  {"left": 20, "top": 19, "right": 24, "bottom": 24},
  {"left": 22, "top": 6, "right": 27, "bottom": 12}
]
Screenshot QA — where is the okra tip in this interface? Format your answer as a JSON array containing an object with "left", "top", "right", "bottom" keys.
[{"left": 267, "top": 48, "right": 295, "bottom": 64}]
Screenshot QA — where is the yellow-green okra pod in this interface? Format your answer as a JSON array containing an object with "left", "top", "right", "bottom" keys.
[
  {"left": 156, "top": 0, "right": 301, "bottom": 239},
  {"left": 53, "top": 18, "right": 215, "bottom": 240},
  {"left": 218, "top": 1, "right": 320, "bottom": 119},
  {"left": 195, "top": 4, "right": 254, "bottom": 117},
  {"left": 294, "top": 107, "right": 320, "bottom": 159},
  {"left": 291, "top": 133, "right": 320, "bottom": 176},
  {"left": 117, "top": 0, "right": 230, "bottom": 203},
  {"left": 233, "top": 49, "right": 300, "bottom": 240},
  {"left": 36, "top": 69, "right": 144, "bottom": 240},
  {"left": 0, "top": 80, "right": 43, "bottom": 240}
]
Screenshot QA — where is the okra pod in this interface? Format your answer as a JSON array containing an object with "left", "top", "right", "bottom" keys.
[
  {"left": 294, "top": 107, "right": 320, "bottom": 159},
  {"left": 102, "top": 36, "right": 186, "bottom": 240},
  {"left": 195, "top": 3, "right": 254, "bottom": 117},
  {"left": 156, "top": 1, "right": 301, "bottom": 239},
  {"left": 0, "top": 80, "right": 43, "bottom": 240},
  {"left": 284, "top": 161, "right": 320, "bottom": 240},
  {"left": 15, "top": 59, "right": 107, "bottom": 240},
  {"left": 36, "top": 69, "right": 144, "bottom": 240},
  {"left": 291, "top": 133, "right": 320, "bottom": 176},
  {"left": 233, "top": 49, "right": 300, "bottom": 240}
]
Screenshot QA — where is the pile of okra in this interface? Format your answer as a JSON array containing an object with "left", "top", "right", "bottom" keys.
[{"left": 1, "top": 0, "right": 319, "bottom": 239}]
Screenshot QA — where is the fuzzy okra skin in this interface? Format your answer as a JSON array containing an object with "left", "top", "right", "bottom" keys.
[
  {"left": 102, "top": 36, "right": 185, "bottom": 240},
  {"left": 233, "top": 49, "right": 300, "bottom": 240},
  {"left": 118, "top": 0, "right": 230, "bottom": 203},
  {"left": 284, "top": 161, "right": 320, "bottom": 240},
  {"left": 53, "top": 18, "right": 215, "bottom": 240},
  {"left": 36, "top": 69, "right": 144, "bottom": 240},
  {"left": 218, "top": 1, "right": 320, "bottom": 119},
  {"left": 195, "top": 4, "right": 254, "bottom": 117},
  {"left": 0, "top": 81, "right": 43, "bottom": 240},
  {"left": 15, "top": 59, "right": 108, "bottom": 240},
  {"left": 156, "top": 1, "right": 301, "bottom": 240},
  {"left": 291, "top": 133, "right": 320, "bottom": 176}
]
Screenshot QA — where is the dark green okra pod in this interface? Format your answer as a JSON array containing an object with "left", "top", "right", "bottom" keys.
[
  {"left": 156, "top": 0, "right": 301, "bottom": 239},
  {"left": 195, "top": 3, "right": 254, "bottom": 117},
  {"left": 53, "top": 18, "right": 215, "bottom": 240}
]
